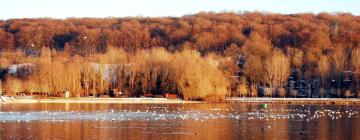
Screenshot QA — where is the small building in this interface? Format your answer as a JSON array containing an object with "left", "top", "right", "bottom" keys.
[
  {"left": 64, "top": 91, "right": 70, "bottom": 98},
  {"left": 112, "top": 89, "right": 125, "bottom": 97},
  {"left": 164, "top": 93, "right": 178, "bottom": 99}
]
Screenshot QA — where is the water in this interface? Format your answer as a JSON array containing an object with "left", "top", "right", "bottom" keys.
[{"left": 0, "top": 103, "right": 359, "bottom": 140}]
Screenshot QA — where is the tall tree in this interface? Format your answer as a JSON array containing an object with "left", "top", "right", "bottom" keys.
[
  {"left": 264, "top": 49, "right": 290, "bottom": 94},
  {"left": 351, "top": 47, "right": 360, "bottom": 97}
]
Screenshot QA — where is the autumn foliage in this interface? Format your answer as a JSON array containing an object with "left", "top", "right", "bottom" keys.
[{"left": 0, "top": 12, "right": 360, "bottom": 99}]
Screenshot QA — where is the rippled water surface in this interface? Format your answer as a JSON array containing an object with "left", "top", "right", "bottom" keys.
[{"left": 0, "top": 103, "right": 359, "bottom": 140}]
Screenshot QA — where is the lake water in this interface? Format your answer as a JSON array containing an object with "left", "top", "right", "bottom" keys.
[{"left": 0, "top": 103, "right": 359, "bottom": 140}]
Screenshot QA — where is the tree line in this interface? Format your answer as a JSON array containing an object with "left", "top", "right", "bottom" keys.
[{"left": 0, "top": 12, "right": 360, "bottom": 99}]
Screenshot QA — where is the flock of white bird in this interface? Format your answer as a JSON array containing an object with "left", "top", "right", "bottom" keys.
[{"left": 0, "top": 105, "right": 358, "bottom": 123}]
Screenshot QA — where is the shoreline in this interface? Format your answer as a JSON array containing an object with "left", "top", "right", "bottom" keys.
[
  {"left": 1, "top": 97, "right": 360, "bottom": 105},
  {"left": 227, "top": 98, "right": 360, "bottom": 105},
  {"left": 1, "top": 97, "right": 201, "bottom": 104}
]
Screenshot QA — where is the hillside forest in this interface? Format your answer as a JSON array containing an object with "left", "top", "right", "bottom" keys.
[{"left": 0, "top": 12, "right": 360, "bottom": 100}]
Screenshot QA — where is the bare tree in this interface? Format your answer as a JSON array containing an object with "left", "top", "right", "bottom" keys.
[
  {"left": 331, "top": 47, "right": 346, "bottom": 97},
  {"left": 264, "top": 49, "right": 290, "bottom": 96},
  {"left": 316, "top": 55, "right": 330, "bottom": 97},
  {"left": 5, "top": 77, "right": 23, "bottom": 96},
  {"left": 351, "top": 47, "right": 360, "bottom": 97}
]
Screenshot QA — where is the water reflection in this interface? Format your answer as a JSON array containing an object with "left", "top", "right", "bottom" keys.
[{"left": 0, "top": 103, "right": 359, "bottom": 140}]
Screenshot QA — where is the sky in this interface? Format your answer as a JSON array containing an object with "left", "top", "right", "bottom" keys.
[{"left": 0, "top": 0, "right": 359, "bottom": 19}]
